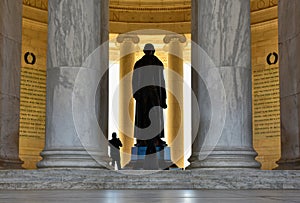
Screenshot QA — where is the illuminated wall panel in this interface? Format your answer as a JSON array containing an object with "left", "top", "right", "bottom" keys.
[
  {"left": 19, "top": 2, "right": 47, "bottom": 169},
  {"left": 251, "top": 0, "right": 280, "bottom": 170}
]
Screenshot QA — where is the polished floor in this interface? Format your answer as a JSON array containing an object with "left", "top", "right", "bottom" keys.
[{"left": 0, "top": 190, "right": 299, "bottom": 203}]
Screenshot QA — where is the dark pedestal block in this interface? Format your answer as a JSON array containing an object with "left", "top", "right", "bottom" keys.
[{"left": 124, "top": 146, "right": 176, "bottom": 170}]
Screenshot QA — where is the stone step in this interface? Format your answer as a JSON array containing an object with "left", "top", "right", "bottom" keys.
[{"left": 0, "top": 169, "right": 300, "bottom": 190}]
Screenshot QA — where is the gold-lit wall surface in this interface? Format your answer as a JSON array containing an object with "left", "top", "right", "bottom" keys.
[
  {"left": 250, "top": 0, "right": 281, "bottom": 170},
  {"left": 19, "top": 1, "right": 48, "bottom": 169}
]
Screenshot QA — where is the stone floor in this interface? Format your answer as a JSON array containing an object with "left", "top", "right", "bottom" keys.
[
  {"left": 1, "top": 169, "right": 300, "bottom": 190},
  {"left": 0, "top": 190, "right": 299, "bottom": 203}
]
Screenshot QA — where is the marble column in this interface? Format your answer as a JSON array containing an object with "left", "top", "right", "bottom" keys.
[
  {"left": 37, "top": 0, "right": 110, "bottom": 168},
  {"left": 189, "top": 0, "right": 261, "bottom": 169},
  {"left": 117, "top": 34, "right": 139, "bottom": 167},
  {"left": 0, "top": 0, "right": 23, "bottom": 169},
  {"left": 276, "top": 0, "right": 300, "bottom": 170},
  {"left": 164, "top": 34, "right": 186, "bottom": 168},
  {"left": 99, "top": 0, "right": 110, "bottom": 161}
]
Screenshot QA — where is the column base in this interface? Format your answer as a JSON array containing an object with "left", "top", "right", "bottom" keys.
[
  {"left": 275, "top": 158, "right": 300, "bottom": 170},
  {"left": 188, "top": 149, "right": 261, "bottom": 169},
  {"left": 0, "top": 158, "right": 23, "bottom": 169},
  {"left": 37, "top": 150, "right": 111, "bottom": 169}
]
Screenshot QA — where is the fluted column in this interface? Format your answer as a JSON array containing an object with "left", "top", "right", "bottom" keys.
[
  {"left": 0, "top": 0, "right": 23, "bottom": 169},
  {"left": 276, "top": 0, "right": 300, "bottom": 170},
  {"left": 37, "top": 0, "right": 109, "bottom": 168},
  {"left": 164, "top": 34, "right": 186, "bottom": 168},
  {"left": 117, "top": 34, "right": 139, "bottom": 167},
  {"left": 189, "top": 0, "right": 261, "bottom": 169}
]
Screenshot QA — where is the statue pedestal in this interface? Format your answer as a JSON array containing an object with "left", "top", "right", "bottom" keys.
[{"left": 124, "top": 146, "right": 175, "bottom": 170}]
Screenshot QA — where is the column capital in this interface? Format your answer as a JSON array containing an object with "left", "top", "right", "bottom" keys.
[
  {"left": 163, "top": 34, "right": 186, "bottom": 57},
  {"left": 116, "top": 34, "right": 140, "bottom": 44},
  {"left": 163, "top": 34, "right": 186, "bottom": 44}
]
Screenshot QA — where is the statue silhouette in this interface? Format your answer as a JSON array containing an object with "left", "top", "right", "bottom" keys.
[{"left": 132, "top": 43, "right": 167, "bottom": 154}]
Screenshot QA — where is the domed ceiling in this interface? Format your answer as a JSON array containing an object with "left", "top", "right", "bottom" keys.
[
  {"left": 22, "top": 0, "right": 191, "bottom": 34},
  {"left": 22, "top": 0, "right": 277, "bottom": 34},
  {"left": 110, "top": 0, "right": 191, "bottom": 34}
]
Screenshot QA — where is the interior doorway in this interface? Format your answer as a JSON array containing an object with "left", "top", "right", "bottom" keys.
[{"left": 108, "top": 33, "right": 192, "bottom": 169}]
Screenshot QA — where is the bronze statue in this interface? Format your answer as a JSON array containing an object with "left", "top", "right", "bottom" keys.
[{"left": 132, "top": 43, "right": 167, "bottom": 151}]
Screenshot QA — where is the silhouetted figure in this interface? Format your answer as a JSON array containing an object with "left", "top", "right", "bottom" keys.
[
  {"left": 132, "top": 43, "right": 167, "bottom": 155},
  {"left": 109, "top": 132, "right": 123, "bottom": 170}
]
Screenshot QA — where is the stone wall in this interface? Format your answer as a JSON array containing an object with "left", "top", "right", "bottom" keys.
[
  {"left": 19, "top": 2, "right": 47, "bottom": 169},
  {"left": 250, "top": 0, "right": 280, "bottom": 170}
]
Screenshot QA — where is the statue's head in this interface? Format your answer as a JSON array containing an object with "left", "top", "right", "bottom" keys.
[{"left": 143, "top": 43, "right": 155, "bottom": 55}]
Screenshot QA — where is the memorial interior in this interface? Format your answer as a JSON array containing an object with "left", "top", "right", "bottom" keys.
[{"left": 17, "top": 0, "right": 280, "bottom": 170}]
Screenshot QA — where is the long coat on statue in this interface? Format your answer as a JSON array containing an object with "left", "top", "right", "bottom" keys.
[{"left": 132, "top": 54, "right": 167, "bottom": 146}]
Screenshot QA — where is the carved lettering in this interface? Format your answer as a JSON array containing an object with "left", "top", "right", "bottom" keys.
[
  {"left": 24, "top": 52, "right": 36, "bottom": 65},
  {"left": 184, "top": 12, "right": 191, "bottom": 21},
  {"left": 23, "top": 0, "right": 30, "bottom": 6},
  {"left": 40, "top": 0, "right": 47, "bottom": 10},
  {"left": 257, "top": 0, "right": 266, "bottom": 9},
  {"left": 23, "top": 0, "right": 48, "bottom": 10},
  {"left": 266, "top": 52, "right": 278, "bottom": 65},
  {"left": 112, "top": 12, "right": 119, "bottom": 21},
  {"left": 269, "top": 0, "right": 277, "bottom": 6},
  {"left": 252, "top": 0, "right": 278, "bottom": 11}
]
